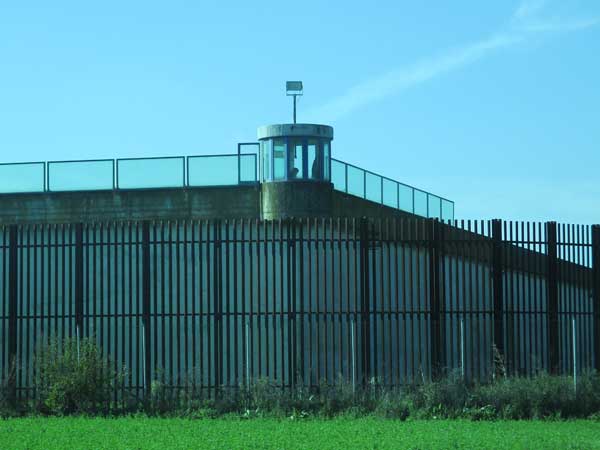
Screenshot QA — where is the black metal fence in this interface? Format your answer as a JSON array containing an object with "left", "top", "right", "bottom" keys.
[{"left": 1, "top": 218, "right": 598, "bottom": 401}]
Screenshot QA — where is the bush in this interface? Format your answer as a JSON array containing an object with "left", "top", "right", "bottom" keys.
[
  {"left": 0, "top": 364, "right": 16, "bottom": 418},
  {"left": 407, "top": 371, "right": 469, "bottom": 418},
  {"left": 34, "top": 337, "right": 124, "bottom": 415},
  {"left": 472, "top": 372, "right": 600, "bottom": 419}
]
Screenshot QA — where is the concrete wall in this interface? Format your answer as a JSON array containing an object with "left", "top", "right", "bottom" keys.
[
  {"left": 0, "top": 183, "right": 424, "bottom": 225},
  {"left": 261, "top": 181, "right": 333, "bottom": 220},
  {"left": 0, "top": 186, "right": 261, "bottom": 224},
  {"left": 331, "top": 190, "right": 415, "bottom": 219}
]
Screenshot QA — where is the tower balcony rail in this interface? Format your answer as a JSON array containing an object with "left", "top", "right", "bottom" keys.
[{"left": 331, "top": 158, "right": 454, "bottom": 221}]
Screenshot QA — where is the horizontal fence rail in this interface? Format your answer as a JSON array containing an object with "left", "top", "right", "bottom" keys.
[{"left": 1, "top": 218, "right": 597, "bottom": 402}]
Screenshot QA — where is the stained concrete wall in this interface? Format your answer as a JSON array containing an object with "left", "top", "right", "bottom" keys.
[
  {"left": 331, "top": 190, "right": 415, "bottom": 219},
  {"left": 261, "top": 181, "right": 333, "bottom": 220},
  {"left": 0, "top": 186, "right": 261, "bottom": 224},
  {"left": 0, "top": 183, "right": 422, "bottom": 225}
]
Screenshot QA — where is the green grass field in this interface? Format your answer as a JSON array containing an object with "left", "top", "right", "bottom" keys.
[{"left": 1, "top": 417, "right": 599, "bottom": 449}]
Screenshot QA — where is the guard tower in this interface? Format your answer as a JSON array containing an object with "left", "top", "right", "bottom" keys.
[
  {"left": 257, "top": 81, "right": 335, "bottom": 219},
  {"left": 258, "top": 123, "right": 334, "bottom": 220}
]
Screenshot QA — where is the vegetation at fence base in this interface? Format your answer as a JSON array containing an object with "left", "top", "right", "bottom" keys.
[
  {"left": 3, "top": 338, "right": 600, "bottom": 420},
  {"left": 138, "top": 372, "right": 600, "bottom": 421},
  {"left": 409, "top": 371, "right": 600, "bottom": 420},
  {"left": 2, "top": 418, "right": 600, "bottom": 450},
  {"left": 33, "top": 337, "right": 124, "bottom": 415},
  {"left": 0, "top": 363, "right": 17, "bottom": 418}
]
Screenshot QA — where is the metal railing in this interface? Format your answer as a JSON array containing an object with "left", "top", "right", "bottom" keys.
[
  {"left": 0, "top": 151, "right": 454, "bottom": 219},
  {"left": 331, "top": 158, "right": 454, "bottom": 220},
  {"left": 0, "top": 154, "right": 258, "bottom": 193}
]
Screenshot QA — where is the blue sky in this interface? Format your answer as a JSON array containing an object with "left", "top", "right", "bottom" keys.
[{"left": 1, "top": 0, "right": 599, "bottom": 223}]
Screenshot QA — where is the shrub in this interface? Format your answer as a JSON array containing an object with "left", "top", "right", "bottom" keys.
[
  {"left": 471, "top": 372, "right": 600, "bottom": 419},
  {"left": 34, "top": 337, "right": 124, "bottom": 415},
  {"left": 407, "top": 371, "right": 469, "bottom": 418},
  {"left": 0, "top": 363, "right": 17, "bottom": 418}
]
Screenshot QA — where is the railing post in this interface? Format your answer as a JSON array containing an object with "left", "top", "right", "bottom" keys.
[
  {"left": 592, "top": 225, "right": 600, "bottom": 372},
  {"left": 141, "top": 221, "right": 152, "bottom": 397},
  {"left": 491, "top": 219, "right": 505, "bottom": 373},
  {"left": 546, "top": 221, "right": 559, "bottom": 374},
  {"left": 7, "top": 225, "right": 18, "bottom": 406},
  {"left": 74, "top": 223, "right": 84, "bottom": 337},
  {"left": 237, "top": 143, "right": 241, "bottom": 185},
  {"left": 363, "top": 170, "right": 366, "bottom": 199},
  {"left": 428, "top": 219, "right": 443, "bottom": 379},
  {"left": 344, "top": 163, "right": 348, "bottom": 193},
  {"left": 359, "top": 217, "right": 371, "bottom": 386}
]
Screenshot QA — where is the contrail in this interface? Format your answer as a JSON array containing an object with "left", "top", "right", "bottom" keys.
[{"left": 306, "top": 0, "right": 599, "bottom": 122}]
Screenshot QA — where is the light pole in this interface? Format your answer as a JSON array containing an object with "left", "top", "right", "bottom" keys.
[{"left": 286, "top": 81, "right": 303, "bottom": 124}]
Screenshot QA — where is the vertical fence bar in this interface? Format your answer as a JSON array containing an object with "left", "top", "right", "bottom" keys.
[
  {"left": 75, "top": 223, "right": 84, "bottom": 338},
  {"left": 212, "top": 220, "right": 223, "bottom": 396},
  {"left": 491, "top": 219, "right": 505, "bottom": 373},
  {"left": 141, "top": 221, "right": 151, "bottom": 396},
  {"left": 288, "top": 219, "right": 296, "bottom": 388},
  {"left": 572, "top": 318, "right": 577, "bottom": 391},
  {"left": 546, "top": 221, "right": 559, "bottom": 374},
  {"left": 460, "top": 318, "right": 465, "bottom": 378},
  {"left": 7, "top": 225, "right": 18, "bottom": 405},
  {"left": 298, "top": 219, "right": 305, "bottom": 385},
  {"left": 359, "top": 217, "right": 370, "bottom": 386},
  {"left": 428, "top": 219, "right": 442, "bottom": 379},
  {"left": 592, "top": 225, "right": 600, "bottom": 372}
]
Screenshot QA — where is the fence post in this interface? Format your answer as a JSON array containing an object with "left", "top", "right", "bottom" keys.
[
  {"left": 213, "top": 220, "right": 223, "bottom": 394},
  {"left": 491, "top": 219, "right": 505, "bottom": 374},
  {"left": 359, "top": 217, "right": 371, "bottom": 386},
  {"left": 546, "top": 221, "right": 559, "bottom": 374},
  {"left": 592, "top": 225, "right": 600, "bottom": 372},
  {"left": 7, "top": 225, "right": 18, "bottom": 406},
  {"left": 428, "top": 219, "right": 443, "bottom": 379},
  {"left": 288, "top": 218, "right": 296, "bottom": 389},
  {"left": 74, "top": 223, "right": 84, "bottom": 337},
  {"left": 141, "top": 221, "right": 152, "bottom": 397}
]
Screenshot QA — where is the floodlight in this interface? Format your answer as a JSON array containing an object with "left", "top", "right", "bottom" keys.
[
  {"left": 286, "top": 81, "right": 303, "bottom": 123},
  {"left": 286, "top": 81, "right": 303, "bottom": 95}
]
